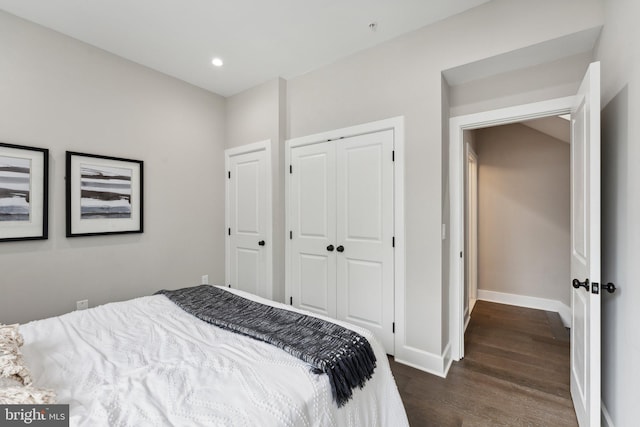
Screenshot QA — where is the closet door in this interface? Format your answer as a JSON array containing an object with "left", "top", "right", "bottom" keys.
[
  {"left": 228, "top": 148, "right": 269, "bottom": 297},
  {"left": 336, "top": 130, "right": 395, "bottom": 353},
  {"left": 290, "top": 142, "right": 337, "bottom": 318}
]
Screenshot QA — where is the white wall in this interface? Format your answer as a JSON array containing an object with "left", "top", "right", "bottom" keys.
[
  {"left": 475, "top": 123, "right": 570, "bottom": 307},
  {"left": 595, "top": 0, "right": 640, "bottom": 424},
  {"left": 224, "top": 78, "right": 287, "bottom": 302},
  {"left": 0, "top": 11, "right": 227, "bottom": 323},
  {"left": 441, "top": 76, "right": 451, "bottom": 350},
  {"left": 287, "top": 0, "right": 603, "bottom": 365}
]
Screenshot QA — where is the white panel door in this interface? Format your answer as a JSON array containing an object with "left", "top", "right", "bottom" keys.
[
  {"left": 290, "top": 142, "right": 337, "bottom": 317},
  {"left": 570, "top": 62, "right": 601, "bottom": 427},
  {"left": 228, "top": 149, "right": 268, "bottom": 297},
  {"left": 336, "top": 130, "right": 394, "bottom": 353}
]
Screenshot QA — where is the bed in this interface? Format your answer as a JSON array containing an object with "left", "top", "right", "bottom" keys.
[{"left": 18, "top": 286, "right": 409, "bottom": 426}]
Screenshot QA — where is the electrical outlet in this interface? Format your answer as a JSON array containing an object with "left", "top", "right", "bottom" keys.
[
  {"left": 76, "top": 300, "right": 89, "bottom": 310},
  {"left": 201, "top": 274, "right": 209, "bottom": 285}
]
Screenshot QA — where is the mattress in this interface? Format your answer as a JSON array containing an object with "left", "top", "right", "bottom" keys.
[{"left": 19, "top": 287, "right": 409, "bottom": 426}]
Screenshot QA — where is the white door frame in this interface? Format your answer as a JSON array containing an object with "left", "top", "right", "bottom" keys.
[
  {"left": 225, "top": 140, "right": 273, "bottom": 299},
  {"left": 465, "top": 142, "right": 478, "bottom": 328},
  {"left": 285, "top": 117, "right": 405, "bottom": 355},
  {"left": 449, "top": 97, "right": 574, "bottom": 361}
]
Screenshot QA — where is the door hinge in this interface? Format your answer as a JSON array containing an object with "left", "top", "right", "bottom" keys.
[
  {"left": 460, "top": 251, "right": 463, "bottom": 258},
  {"left": 228, "top": 228, "right": 231, "bottom": 236},
  {"left": 392, "top": 322, "right": 395, "bottom": 333},
  {"left": 290, "top": 296, "right": 293, "bottom": 305},
  {"left": 228, "top": 171, "right": 230, "bottom": 179},
  {"left": 289, "top": 230, "right": 293, "bottom": 240},
  {"left": 289, "top": 165, "right": 292, "bottom": 174},
  {"left": 392, "top": 150, "right": 395, "bottom": 162},
  {"left": 392, "top": 236, "right": 395, "bottom": 247}
]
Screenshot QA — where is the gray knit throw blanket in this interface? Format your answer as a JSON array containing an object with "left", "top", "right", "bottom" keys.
[{"left": 155, "top": 285, "right": 377, "bottom": 407}]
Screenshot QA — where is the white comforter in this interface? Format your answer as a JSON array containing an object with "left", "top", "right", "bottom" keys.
[{"left": 19, "top": 287, "right": 409, "bottom": 426}]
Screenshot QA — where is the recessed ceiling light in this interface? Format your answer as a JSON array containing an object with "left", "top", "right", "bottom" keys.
[{"left": 211, "top": 57, "right": 223, "bottom": 67}]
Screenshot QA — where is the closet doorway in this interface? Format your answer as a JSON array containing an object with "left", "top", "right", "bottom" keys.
[
  {"left": 225, "top": 140, "right": 273, "bottom": 299},
  {"left": 285, "top": 118, "right": 405, "bottom": 356}
]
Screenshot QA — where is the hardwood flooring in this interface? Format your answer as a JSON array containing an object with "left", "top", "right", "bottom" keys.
[{"left": 389, "top": 301, "right": 576, "bottom": 426}]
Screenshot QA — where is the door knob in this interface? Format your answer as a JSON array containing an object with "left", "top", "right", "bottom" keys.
[
  {"left": 326, "top": 245, "right": 334, "bottom": 252},
  {"left": 336, "top": 245, "right": 344, "bottom": 253},
  {"left": 602, "top": 282, "right": 616, "bottom": 294},
  {"left": 258, "top": 240, "right": 265, "bottom": 246},
  {"left": 572, "top": 278, "right": 589, "bottom": 291}
]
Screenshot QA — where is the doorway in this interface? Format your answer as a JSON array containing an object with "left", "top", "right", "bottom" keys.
[
  {"left": 463, "top": 117, "right": 571, "bottom": 329},
  {"left": 449, "top": 61, "right": 602, "bottom": 427},
  {"left": 450, "top": 96, "right": 575, "bottom": 362}
]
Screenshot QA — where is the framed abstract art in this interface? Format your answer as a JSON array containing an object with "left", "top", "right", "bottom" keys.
[
  {"left": 0, "top": 142, "right": 49, "bottom": 242},
  {"left": 66, "top": 151, "right": 143, "bottom": 237}
]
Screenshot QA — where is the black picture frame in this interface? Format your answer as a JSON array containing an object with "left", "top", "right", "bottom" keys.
[
  {"left": 0, "top": 142, "right": 49, "bottom": 242},
  {"left": 66, "top": 151, "right": 144, "bottom": 237}
]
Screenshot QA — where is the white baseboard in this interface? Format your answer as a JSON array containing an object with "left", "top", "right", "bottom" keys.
[
  {"left": 464, "top": 298, "right": 477, "bottom": 332},
  {"left": 602, "top": 401, "right": 615, "bottom": 427},
  {"left": 394, "top": 343, "right": 450, "bottom": 378},
  {"left": 477, "top": 289, "right": 571, "bottom": 327},
  {"left": 556, "top": 303, "right": 571, "bottom": 329},
  {"left": 442, "top": 343, "right": 453, "bottom": 376}
]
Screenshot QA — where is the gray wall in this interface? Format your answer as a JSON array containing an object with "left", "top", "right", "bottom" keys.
[
  {"left": 287, "top": 0, "right": 603, "bottom": 358},
  {"left": 0, "top": 11, "right": 227, "bottom": 323},
  {"left": 596, "top": 0, "right": 640, "bottom": 424},
  {"left": 475, "top": 123, "right": 571, "bottom": 307},
  {"left": 449, "top": 52, "right": 594, "bottom": 117},
  {"left": 225, "top": 79, "right": 283, "bottom": 150}
]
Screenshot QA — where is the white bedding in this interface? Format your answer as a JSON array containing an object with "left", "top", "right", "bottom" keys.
[{"left": 19, "top": 287, "right": 409, "bottom": 426}]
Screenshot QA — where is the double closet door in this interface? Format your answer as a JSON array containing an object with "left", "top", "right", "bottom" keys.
[{"left": 288, "top": 130, "right": 395, "bottom": 353}]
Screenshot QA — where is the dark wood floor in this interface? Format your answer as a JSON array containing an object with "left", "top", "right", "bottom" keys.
[{"left": 389, "top": 301, "right": 576, "bottom": 426}]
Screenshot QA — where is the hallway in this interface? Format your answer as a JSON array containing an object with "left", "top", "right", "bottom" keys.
[{"left": 389, "top": 301, "right": 576, "bottom": 426}]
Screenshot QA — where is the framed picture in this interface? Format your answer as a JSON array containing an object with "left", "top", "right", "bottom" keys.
[
  {"left": 0, "top": 142, "right": 49, "bottom": 242},
  {"left": 66, "top": 151, "right": 143, "bottom": 237}
]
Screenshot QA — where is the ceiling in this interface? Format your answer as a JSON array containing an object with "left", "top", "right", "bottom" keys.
[
  {"left": 522, "top": 116, "right": 570, "bottom": 143},
  {"left": 0, "top": 0, "right": 491, "bottom": 97}
]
